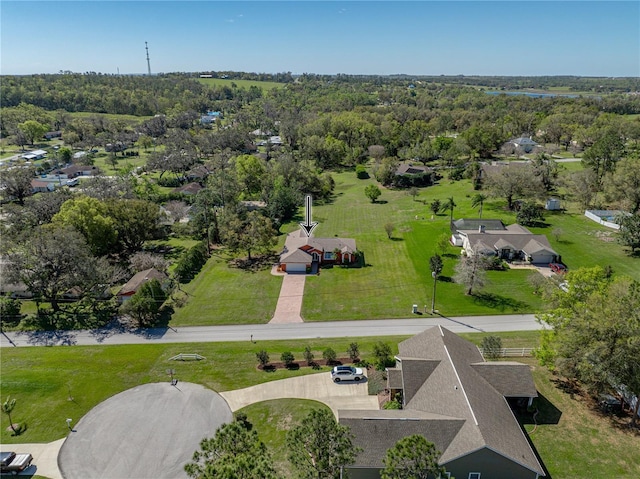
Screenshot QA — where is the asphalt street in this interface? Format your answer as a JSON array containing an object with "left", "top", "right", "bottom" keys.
[{"left": 0, "top": 314, "right": 543, "bottom": 348}]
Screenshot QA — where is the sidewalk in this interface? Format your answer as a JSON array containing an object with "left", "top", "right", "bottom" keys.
[{"left": 3, "top": 438, "right": 64, "bottom": 479}]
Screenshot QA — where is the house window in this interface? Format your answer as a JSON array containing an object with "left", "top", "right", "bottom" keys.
[
  {"left": 438, "top": 473, "right": 451, "bottom": 479},
  {"left": 468, "top": 473, "right": 481, "bottom": 479},
  {"left": 324, "top": 251, "right": 335, "bottom": 260}
]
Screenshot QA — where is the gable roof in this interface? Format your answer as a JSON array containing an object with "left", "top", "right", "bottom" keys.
[
  {"left": 339, "top": 326, "right": 545, "bottom": 476},
  {"left": 451, "top": 218, "right": 506, "bottom": 233},
  {"left": 279, "top": 232, "right": 356, "bottom": 264},
  {"left": 395, "top": 163, "right": 432, "bottom": 176},
  {"left": 470, "top": 362, "right": 538, "bottom": 397},
  {"left": 118, "top": 268, "right": 168, "bottom": 296}
]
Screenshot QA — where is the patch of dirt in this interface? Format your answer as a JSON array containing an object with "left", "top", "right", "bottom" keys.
[
  {"left": 229, "top": 253, "right": 279, "bottom": 272},
  {"left": 277, "top": 413, "right": 293, "bottom": 431},
  {"left": 595, "top": 231, "right": 615, "bottom": 242}
]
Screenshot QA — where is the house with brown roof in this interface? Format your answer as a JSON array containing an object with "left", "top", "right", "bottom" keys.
[
  {"left": 117, "top": 268, "right": 169, "bottom": 303},
  {"left": 451, "top": 219, "right": 559, "bottom": 265},
  {"left": 278, "top": 231, "right": 357, "bottom": 273},
  {"left": 339, "top": 326, "right": 545, "bottom": 479}
]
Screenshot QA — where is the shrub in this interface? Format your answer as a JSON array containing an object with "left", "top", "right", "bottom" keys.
[
  {"left": 0, "top": 297, "right": 22, "bottom": 327},
  {"left": 355, "top": 164, "right": 368, "bottom": 179},
  {"left": 347, "top": 342, "right": 360, "bottom": 362},
  {"left": 174, "top": 241, "right": 209, "bottom": 283},
  {"left": 383, "top": 398, "right": 402, "bottom": 410},
  {"left": 281, "top": 351, "right": 295, "bottom": 367},
  {"left": 373, "top": 341, "right": 394, "bottom": 370},
  {"left": 322, "top": 348, "right": 337, "bottom": 364},
  {"left": 303, "top": 345, "right": 314, "bottom": 365},
  {"left": 256, "top": 350, "right": 270, "bottom": 367},
  {"left": 481, "top": 336, "right": 503, "bottom": 360}
]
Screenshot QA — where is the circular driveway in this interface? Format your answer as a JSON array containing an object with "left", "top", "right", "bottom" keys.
[{"left": 58, "top": 382, "right": 232, "bottom": 479}]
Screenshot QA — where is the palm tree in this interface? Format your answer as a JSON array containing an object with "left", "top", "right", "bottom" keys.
[
  {"left": 440, "top": 196, "right": 456, "bottom": 222},
  {"left": 471, "top": 193, "right": 488, "bottom": 219},
  {"left": 2, "top": 396, "right": 18, "bottom": 435}
]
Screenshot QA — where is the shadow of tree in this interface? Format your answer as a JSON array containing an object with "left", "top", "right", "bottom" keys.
[{"left": 472, "top": 292, "right": 529, "bottom": 311}]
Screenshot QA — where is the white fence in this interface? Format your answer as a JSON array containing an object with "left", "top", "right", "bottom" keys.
[
  {"left": 478, "top": 348, "right": 534, "bottom": 358},
  {"left": 584, "top": 210, "right": 622, "bottom": 230}
]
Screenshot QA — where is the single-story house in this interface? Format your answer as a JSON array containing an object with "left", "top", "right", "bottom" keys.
[
  {"left": 31, "top": 179, "right": 56, "bottom": 193},
  {"left": 21, "top": 149, "right": 48, "bottom": 161},
  {"left": 171, "top": 182, "right": 204, "bottom": 196},
  {"left": 59, "top": 164, "right": 100, "bottom": 178},
  {"left": 278, "top": 231, "right": 357, "bottom": 273},
  {"left": 392, "top": 163, "right": 435, "bottom": 188},
  {"left": 117, "top": 268, "right": 169, "bottom": 303},
  {"left": 44, "top": 131, "right": 63, "bottom": 140},
  {"left": 339, "top": 326, "right": 545, "bottom": 479},
  {"left": 451, "top": 219, "right": 559, "bottom": 264},
  {"left": 510, "top": 137, "right": 538, "bottom": 153}
]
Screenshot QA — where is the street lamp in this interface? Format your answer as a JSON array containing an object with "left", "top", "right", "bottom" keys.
[
  {"left": 431, "top": 271, "right": 437, "bottom": 314},
  {"left": 66, "top": 418, "right": 73, "bottom": 431}
]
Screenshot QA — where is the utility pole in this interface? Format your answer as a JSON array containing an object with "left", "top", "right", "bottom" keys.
[{"left": 145, "top": 42, "right": 151, "bottom": 76}]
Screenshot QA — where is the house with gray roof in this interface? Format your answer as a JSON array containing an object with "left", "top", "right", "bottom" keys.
[
  {"left": 278, "top": 230, "right": 357, "bottom": 273},
  {"left": 451, "top": 219, "right": 559, "bottom": 264},
  {"left": 339, "top": 326, "right": 545, "bottom": 479}
]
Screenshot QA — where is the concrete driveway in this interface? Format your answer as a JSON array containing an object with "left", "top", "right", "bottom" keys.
[
  {"left": 220, "top": 371, "right": 379, "bottom": 416},
  {"left": 270, "top": 273, "right": 306, "bottom": 323},
  {"left": 58, "top": 382, "right": 232, "bottom": 479}
]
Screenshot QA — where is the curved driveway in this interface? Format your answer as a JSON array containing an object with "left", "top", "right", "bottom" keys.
[{"left": 221, "top": 371, "right": 378, "bottom": 417}]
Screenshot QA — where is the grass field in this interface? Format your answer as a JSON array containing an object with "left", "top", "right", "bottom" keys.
[
  {"left": 301, "top": 170, "right": 542, "bottom": 320},
  {"left": 197, "top": 78, "right": 285, "bottom": 90}
]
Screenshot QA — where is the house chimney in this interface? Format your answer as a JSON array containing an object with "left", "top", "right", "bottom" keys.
[{"left": 479, "top": 225, "right": 485, "bottom": 233}]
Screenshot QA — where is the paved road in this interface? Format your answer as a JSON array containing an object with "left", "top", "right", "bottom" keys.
[{"left": 0, "top": 314, "right": 543, "bottom": 348}]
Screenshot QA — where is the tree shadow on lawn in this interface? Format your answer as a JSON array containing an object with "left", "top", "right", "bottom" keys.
[{"left": 472, "top": 292, "right": 529, "bottom": 312}]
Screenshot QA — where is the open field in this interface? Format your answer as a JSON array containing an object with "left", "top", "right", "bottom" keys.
[
  {"left": 197, "top": 78, "right": 285, "bottom": 90},
  {"left": 302, "top": 171, "right": 541, "bottom": 320}
]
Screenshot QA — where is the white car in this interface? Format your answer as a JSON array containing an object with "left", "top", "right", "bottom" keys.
[{"left": 331, "top": 365, "right": 365, "bottom": 383}]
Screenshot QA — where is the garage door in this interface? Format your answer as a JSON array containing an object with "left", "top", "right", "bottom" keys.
[
  {"left": 531, "top": 254, "right": 555, "bottom": 265},
  {"left": 285, "top": 263, "right": 307, "bottom": 273}
]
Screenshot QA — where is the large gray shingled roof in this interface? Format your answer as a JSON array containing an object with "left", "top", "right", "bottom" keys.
[{"left": 338, "top": 326, "right": 544, "bottom": 476}]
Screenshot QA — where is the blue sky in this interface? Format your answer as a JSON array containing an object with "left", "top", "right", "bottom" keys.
[{"left": 1, "top": 1, "right": 638, "bottom": 76}]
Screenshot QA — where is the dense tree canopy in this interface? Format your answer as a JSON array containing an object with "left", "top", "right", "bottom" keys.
[
  {"left": 286, "top": 408, "right": 360, "bottom": 479},
  {"left": 537, "top": 269, "right": 640, "bottom": 424},
  {"left": 185, "top": 418, "right": 277, "bottom": 479}
]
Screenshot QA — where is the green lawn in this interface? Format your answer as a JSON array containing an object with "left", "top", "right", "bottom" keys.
[
  {"left": 526, "top": 359, "right": 640, "bottom": 479},
  {"left": 1, "top": 337, "right": 406, "bottom": 444},
  {"left": 301, "top": 171, "right": 541, "bottom": 320},
  {"left": 240, "top": 399, "right": 330, "bottom": 477},
  {"left": 197, "top": 78, "right": 284, "bottom": 90},
  {"left": 530, "top": 211, "right": 640, "bottom": 281},
  {"left": 169, "top": 249, "right": 282, "bottom": 326}
]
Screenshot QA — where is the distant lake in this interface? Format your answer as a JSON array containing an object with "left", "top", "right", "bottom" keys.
[{"left": 485, "top": 90, "right": 580, "bottom": 98}]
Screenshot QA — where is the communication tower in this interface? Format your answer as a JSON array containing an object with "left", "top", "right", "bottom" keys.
[{"left": 145, "top": 42, "right": 152, "bottom": 76}]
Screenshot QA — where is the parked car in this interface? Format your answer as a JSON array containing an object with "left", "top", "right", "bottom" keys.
[
  {"left": 331, "top": 365, "right": 365, "bottom": 383},
  {"left": 549, "top": 263, "right": 567, "bottom": 274},
  {"left": 1, "top": 451, "right": 33, "bottom": 474},
  {"left": 598, "top": 394, "right": 622, "bottom": 413}
]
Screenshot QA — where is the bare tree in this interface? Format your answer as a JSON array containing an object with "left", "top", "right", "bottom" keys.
[{"left": 454, "top": 252, "right": 489, "bottom": 295}]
